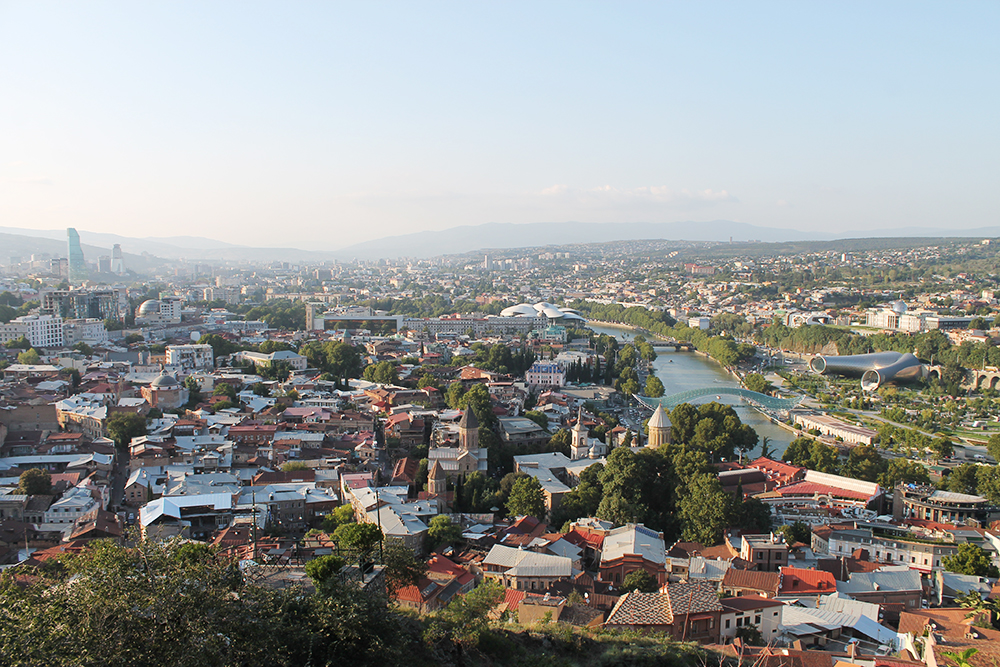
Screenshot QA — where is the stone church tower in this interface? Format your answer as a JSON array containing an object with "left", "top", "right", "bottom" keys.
[
  {"left": 571, "top": 408, "right": 589, "bottom": 460},
  {"left": 647, "top": 404, "right": 672, "bottom": 448},
  {"left": 427, "top": 460, "right": 447, "bottom": 495},
  {"left": 459, "top": 408, "right": 479, "bottom": 451}
]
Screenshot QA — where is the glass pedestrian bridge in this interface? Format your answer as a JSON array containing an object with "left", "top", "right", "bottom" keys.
[{"left": 635, "top": 387, "right": 803, "bottom": 412}]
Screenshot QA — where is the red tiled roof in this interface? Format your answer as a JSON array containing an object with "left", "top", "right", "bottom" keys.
[
  {"left": 779, "top": 567, "right": 837, "bottom": 595},
  {"left": 775, "top": 481, "right": 871, "bottom": 501},
  {"left": 722, "top": 568, "right": 781, "bottom": 595}
]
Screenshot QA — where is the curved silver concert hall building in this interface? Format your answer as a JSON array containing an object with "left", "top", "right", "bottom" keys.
[{"left": 809, "top": 351, "right": 924, "bottom": 391}]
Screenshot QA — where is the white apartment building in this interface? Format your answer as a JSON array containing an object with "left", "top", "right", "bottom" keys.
[
  {"left": 525, "top": 362, "right": 566, "bottom": 388},
  {"left": 165, "top": 344, "right": 215, "bottom": 371},
  {"left": 0, "top": 314, "right": 65, "bottom": 348},
  {"left": 63, "top": 318, "right": 109, "bottom": 346}
]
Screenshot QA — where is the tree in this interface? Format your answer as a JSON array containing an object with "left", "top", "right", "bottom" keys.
[
  {"left": 72, "top": 341, "right": 93, "bottom": 356},
  {"left": 16, "top": 468, "right": 51, "bottom": 495},
  {"left": 444, "top": 382, "right": 465, "bottom": 409},
  {"left": 942, "top": 648, "right": 980, "bottom": 667},
  {"left": 946, "top": 464, "right": 980, "bottom": 495},
  {"left": 363, "top": 361, "right": 399, "bottom": 385},
  {"left": 281, "top": 461, "right": 309, "bottom": 472},
  {"left": 305, "top": 554, "right": 345, "bottom": 589},
  {"left": 932, "top": 438, "right": 955, "bottom": 461},
  {"left": 677, "top": 473, "right": 733, "bottom": 546},
  {"left": 879, "top": 458, "right": 931, "bottom": 488},
  {"left": 213, "top": 383, "right": 238, "bottom": 401},
  {"left": 105, "top": 412, "right": 147, "bottom": 449},
  {"left": 252, "top": 382, "right": 271, "bottom": 397},
  {"left": 184, "top": 376, "right": 202, "bottom": 406},
  {"left": 743, "top": 373, "right": 772, "bottom": 395},
  {"left": 0, "top": 535, "right": 402, "bottom": 667},
  {"left": 424, "top": 579, "right": 505, "bottom": 649},
  {"left": 333, "top": 522, "right": 382, "bottom": 556},
  {"left": 17, "top": 348, "right": 40, "bottom": 365},
  {"left": 734, "top": 625, "right": 764, "bottom": 646},
  {"left": 943, "top": 544, "right": 1000, "bottom": 578},
  {"left": 839, "top": 445, "right": 887, "bottom": 482},
  {"left": 321, "top": 505, "right": 356, "bottom": 533},
  {"left": 383, "top": 540, "right": 427, "bottom": 596},
  {"left": 621, "top": 568, "right": 659, "bottom": 593},
  {"left": 644, "top": 375, "right": 665, "bottom": 398},
  {"left": 778, "top": 521, "right": 812, "bottom": 545},
  {"left": 737, "top": 498, "right": 773, "bottom": 533},
  {"left": 506, "top": 475, "right": 546, "bottom": 520},
  {"left": 523, "top": 410, "right": 548, "bottom": 430},
  {"left": 427, "top": 515, "right": 463, "bottom": 550},
  {"left": 988, "top": 434, "right": 1000, "bottom": 463}
]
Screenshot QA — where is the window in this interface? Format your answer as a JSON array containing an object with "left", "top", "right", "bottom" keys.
[
  {"left": 755, "top": 615, "right": 762, "bottom": 624},
  {"left": 726, "top": 620, "right": 731, "bottom": 629}
]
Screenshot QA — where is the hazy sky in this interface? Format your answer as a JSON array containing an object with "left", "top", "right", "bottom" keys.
[{"left": 1, "top": 2, "right": 997, "bottom": 249}]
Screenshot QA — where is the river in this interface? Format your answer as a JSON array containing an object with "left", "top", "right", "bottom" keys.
[{"left": 588, "top": 323, "right": 791, "bottom": 458}]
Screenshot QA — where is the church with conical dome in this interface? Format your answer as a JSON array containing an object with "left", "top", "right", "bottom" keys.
[
  {"left": 646, "top": 404, "right": 672, "bottom": 448},
  {"left": 428, "top": 408, "right": 488, "bottom": 478}
]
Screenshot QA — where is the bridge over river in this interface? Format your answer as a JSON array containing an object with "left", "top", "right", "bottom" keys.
[{"left": 635, "top": 386, "right": 803, "bottom": 412}]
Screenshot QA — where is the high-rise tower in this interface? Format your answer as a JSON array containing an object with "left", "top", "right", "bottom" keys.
[
  {"left": 67, "top": 228, "right": 87, "bottom": 283},
  {"left": 110, "top": 243, "right": 125, "bottom": 275}
]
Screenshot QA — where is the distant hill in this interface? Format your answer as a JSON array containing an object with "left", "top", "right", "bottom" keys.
[
  {"left": 2, "top": 221, "right": 997, "bottom": 265},
  {"left": 332, "top": 220, "right": 818, "bottom": 260},
  {"left": 333, "top": 220, "right": 1000, "bottom": 260}
]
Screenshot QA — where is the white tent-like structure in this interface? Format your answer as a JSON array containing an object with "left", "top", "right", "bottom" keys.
[{"left": 499, "top": 302, "right": 586, "bottom": 323}]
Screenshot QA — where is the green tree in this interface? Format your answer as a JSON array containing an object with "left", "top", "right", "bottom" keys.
[
  {"left": 839, "top": 445, "right": 887, "bottom": 482},
  {"left": 743, "top": 373, "right": 772, "bottom": 395},
  {"left": 506, "top": 475, "right": 546, "bottom": 520},
  {"left": 252, "top": 383, "right": 271, "bottom": 397},
  {"left": 281, "top": 461, "right": 309, "bottom": 472},
  {"left": 105, "top": 412, "right": 148, "bottom": 449},
  {"left": 383, "top": 539, "right": 427, "bottom": 596},
  {"left": 363, "top": 361, "right": 399, "bottom": 385},
  {"left": 17, "top": 348, "right": 40, "bottom": 365},
  {"left": 778, "top": 521, "right": 812, "bottom": 545},
  {"left": 333, "top": 522, "right": 382, "bottom": 555},
  {"left": 644, "top": 375, "right": 665, "bottom": 398},
  {"left": 946, "top": 464, "right": 981, "bottom": 495},
  {"left": 879, "top": 458, "right": 931, "bottom": 488},
  {"left": 932, "top": 438, "right": 955, "bottom": 461},
  {"left": 621, "top": 568, "right": 659, "bottom": 593},
  {"left": 444, "top": 382, "right": 465, "bottom": 409},
  {"left": 677, "top": 473, "right": 733, "bottom": 546},
  {"left": 988, "top": 434, "right": 1000, "bottom": 463},
  {"left": 523, "top": 410, "right": 549, "bottom": 430},
  {"left": 941, "top": 648, "right": 979, "bottom": 667},
  {"left": 321, "top": 505, "right": 356, "bottom": 533},
  {"left": 734, "top": 625, "right": 764, "bottom": 646},
  {"left": 16, "top": 468, "right": 51, "bottom": 495},
  {"left": 424, "top": 579, "right": 505, "bottom": 649},
  {"left": 305, "top": 554, "right": 346, "bottom": 589},
  {"left": 943, "top": 544, "right": 999, "bottom": 578},
  {"left": 213, "top": 383, "right": 238, "bottom": 400},
  {"left": 427, "top": 515, "right": 463, "bottom": 550}
]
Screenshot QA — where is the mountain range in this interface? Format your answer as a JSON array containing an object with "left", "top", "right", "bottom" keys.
[{"left": 1, "top": 221, "right": 997, "bottom": 265}]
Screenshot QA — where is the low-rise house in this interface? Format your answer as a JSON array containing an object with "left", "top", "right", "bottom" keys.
[
  {"left": 777, "top": 566, "right": 838, "bottom": 600},
  {"left": 722, "top": 568, "right": 781, "bottom": 598},
  {"left": 605, "top": 582, "right": 722, "bottom": 643},
  {"left": 720, "top": 595, "right": 784, "bottom": 642},
  {"left": 836, "top": 568, "right": 923, "bottom": 623},
  {"left": 599, "top": 523, "right": 667, "bottom": 587},
  {"left": 482, "top": 544, "right": 574, "bottom": 592}
]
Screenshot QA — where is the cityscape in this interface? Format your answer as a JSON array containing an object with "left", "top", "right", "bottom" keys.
[{"left": 1, "top": 3, "right": 998, "bottom": 667}]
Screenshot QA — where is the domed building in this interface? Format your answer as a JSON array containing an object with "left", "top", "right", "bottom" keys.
[
  {"left": 134, "top": 296, "right": 183, "bottom": 326},
  {"left": 140, "top": 370, "right": 188, "bottom": 409},
  {"left": 646, "top": 405, "right": 672, "bottom": 448}
]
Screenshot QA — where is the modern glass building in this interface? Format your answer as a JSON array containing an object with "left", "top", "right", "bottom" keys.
[{"left": 67, "top": 228, "right": 87, "bottom": 282}]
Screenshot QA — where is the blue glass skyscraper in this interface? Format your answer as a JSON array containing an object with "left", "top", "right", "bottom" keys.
[{"left": 67, "top": 227, "right": 86, "bottom": 282}]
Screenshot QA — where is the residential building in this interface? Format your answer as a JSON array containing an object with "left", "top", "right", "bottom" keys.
[
  {"left": 0, "top": 314, "right": 65, "bottom": 347},
  {"left": 720, "top": 596, "right": 784, "bottom": 642},
  {"left": 166, "top": 344, "right": 215, "bottom": 371},
  {"left": 482, "top": 544, "right": 573, "bottom": 592},
  {"left": 599, "top": 523, "right": 667, "bottom": 586},
  {"left": 740, "top": 533, "right": 790, "bottom": 572},
  {"left": 605, "top": 582, "right": 722, "bottom": 643},
  {"left": 525, "top": 362, "right": 565, "bottom": 388},
  {"left": 893, "top": 484, "right": 999, "bottom": 526}
]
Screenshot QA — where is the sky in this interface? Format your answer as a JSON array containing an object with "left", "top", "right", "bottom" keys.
[{"left": 0, "top": 2, "right": 997, "bottom": 250}]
